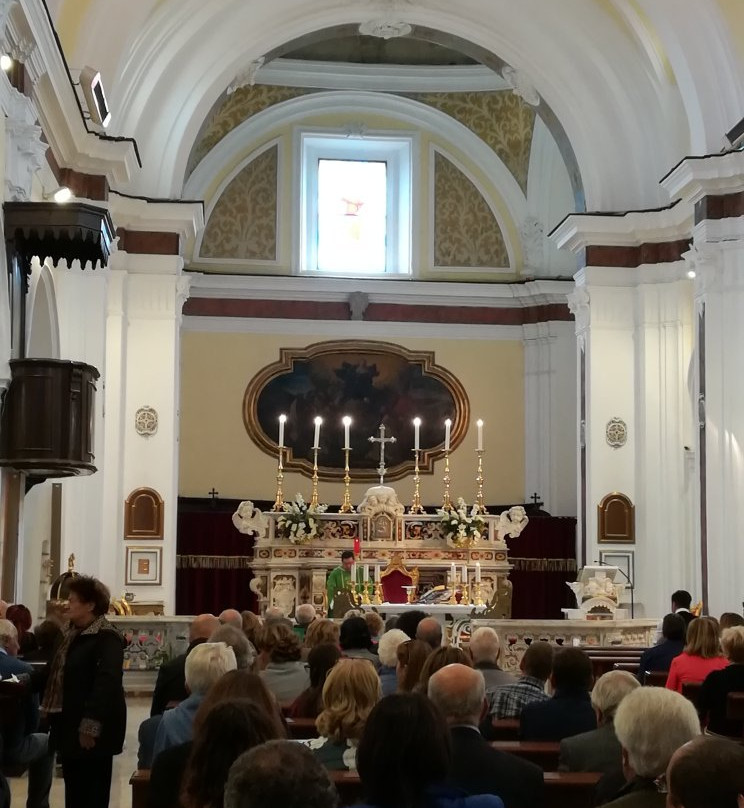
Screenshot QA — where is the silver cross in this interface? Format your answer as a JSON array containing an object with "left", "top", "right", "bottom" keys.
[{"left": 368, "top": 424, "right": 397, "bottom": 485}]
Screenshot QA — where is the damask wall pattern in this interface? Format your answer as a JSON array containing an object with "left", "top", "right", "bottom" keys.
[
  {"left": 434, "top": 152, "right": 509, "bottom": 268},
  {"left": 200, "top": 145, "right": 279, "bottom": 260},
  {"left": 409, "top": 91, "right": 535, "bottom": 194}
]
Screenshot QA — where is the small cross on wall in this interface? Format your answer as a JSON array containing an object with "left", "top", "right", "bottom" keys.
[
  {"left": 530, "top": 492, "right": 542, "bottom": 506},
  {"left": 208, "top": 488, "right": 219, "bottom": 507}
]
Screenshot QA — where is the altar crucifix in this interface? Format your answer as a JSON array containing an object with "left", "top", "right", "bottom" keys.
[{"left": 368, "top": 424, "right": 397, "bottom": 484}]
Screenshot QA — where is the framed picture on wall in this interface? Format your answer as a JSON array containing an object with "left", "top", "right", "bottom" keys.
[
  {"left": 599, "top": 550, "right": 634, "bottom": 588},
  {"left": 125, "top": 546, "right": 162, "bottom": 586}
]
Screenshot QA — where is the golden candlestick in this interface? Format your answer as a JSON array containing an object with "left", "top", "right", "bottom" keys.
[
  {"left": 475, "top": 449, "right": 489, "bottom": 514},
  {"left": 339, "top": 447, "right": 354, "bottom": 513},
  {"left": 361, "top": 579, "right": 372, "bottom": 605},
  {"left": 409, "top": 448, "right": 425, "bottom": 514},
  {"left": 442, "top": 449, "right": 452, "bottom": 511},
  {"left": 310, "top": 446, "right": 320, "bottom": 508},
  {"left": 461, "top": 583, "right": 470, "bottom": 606},
  {"left": 373, "top": 581, "right": 383, "bottom": 605},
  {"left": 448, "top": 572, "right": 459, "bottom": 605},
  {"left": 271, "top": 447, "right": 285, "bottom": 511},
  {"left": 473, "top": 581, "right": 484, "bottom": 607}
]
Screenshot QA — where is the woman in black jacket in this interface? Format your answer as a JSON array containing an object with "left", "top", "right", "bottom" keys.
[{"left": 42, "top": 576, "right": 126, "bottom": 808}]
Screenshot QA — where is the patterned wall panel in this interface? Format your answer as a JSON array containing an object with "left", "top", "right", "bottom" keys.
[
  {"left": 434, "top": 152, "right": 509, "bottom": 268},
  {"left": 410, "top": 91, "right": 534, "bottom": 193},
  {"left": 200, "top": 145, "right": 278, "bottom": 261}
]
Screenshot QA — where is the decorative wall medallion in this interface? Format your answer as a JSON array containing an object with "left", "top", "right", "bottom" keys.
[
  {"left": 135, "top": 406, "right": 158, "bottom": 436},
  {"left": 606, "top": 417, "right": 627, "bottom": 449}
]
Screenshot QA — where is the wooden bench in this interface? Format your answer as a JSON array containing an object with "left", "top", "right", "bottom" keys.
[
  {"left": 485, "top": 718, "right": 521, "bottom": 740},
  {"left": 285, "top": 717, "right": 319, "bottom": 739},
  {"left": 491, "top": 740, "right": 560, "bottom": 769},
  {"left": 644, "top": 670, "right": 669, "bottom": 687},
  {"left": 590, "top": 656, "right": 643, "bottom": 678},
  {"left": 681, "top": 680, "right": 702, "bottom": 709},
  {"left": 727, "top": 691, "right": 744, "bottom": 722},
  {"left": 130, "top": 769, "right": 150, "bottom": 808}
]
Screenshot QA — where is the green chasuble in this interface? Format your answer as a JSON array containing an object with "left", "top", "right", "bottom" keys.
[{"left": 326, "top": 566, "right": 351, "bottom": 611}]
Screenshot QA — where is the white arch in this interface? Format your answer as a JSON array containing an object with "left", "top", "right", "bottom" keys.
[{"left": 26, "top": 259, "right": 61, "bottom": 359}]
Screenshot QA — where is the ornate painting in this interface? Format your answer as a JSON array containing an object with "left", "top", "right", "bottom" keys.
[{"left": 244, "top": 340, "right": 469, "bottom": 481}]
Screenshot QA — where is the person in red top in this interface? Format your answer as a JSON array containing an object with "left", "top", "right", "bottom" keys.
[{"left": 666, "top": 616, "right": 728, "bottom": 693}]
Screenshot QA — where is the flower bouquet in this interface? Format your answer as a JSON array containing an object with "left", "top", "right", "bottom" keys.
[
  {"left": 437, "top": 497, "right": 486, "bottom": 547},
  {"left": 275, "top": 494, "right": 328, "bottom": 544}
]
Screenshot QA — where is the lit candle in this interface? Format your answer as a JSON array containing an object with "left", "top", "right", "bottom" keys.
[
  {"left": 450, "top": 562, "right": 456, "bottom": 581},
  {"left": 313, "top": 416, "right": 322, "bottom": 448},
  {"left": 413, "top": 416, "right": 421, "bottom": 450},
  {"left": 343, "top": 415, "right": 351, "bottom": 450},
  {"left": 444, "top": 418, "right": 451, "bottom": 452},
  {"left": 476, "top": 419, "right": 484, "bottom": 451},
  {"left": 278, "top": 414, "right": 286, "bottom": 448},
  {"left": 375, "top": 565, "right": 381, "bottom": 583},
  {"left": 461, "top": 565, "right": 468, "bottom": 584},
  {"left": 364, "top": 564, "right": 370, "bottom": 581},
  {"left": 475, "top": 561, "right": 481, "bottom": 583}
]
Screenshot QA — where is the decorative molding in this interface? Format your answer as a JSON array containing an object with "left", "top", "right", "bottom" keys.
[
  {"left": 501, "top": 65, "right": 540, "bottom": 107},
  {"left": 227, "top": 57, "right": 266, "bottom": 95},
  {"left": 567, "top": 286, "right": 590, "bottom": 333},
  {"left": 134, "top": 406, "right": 158, "bottom": 437},
  {"left": 605, "top": 417, "right": 627, "bottom": 448},
  {"left": 520, "top": 215, "right": 546, "bottom": 273},
  {"left": 661, "top": 151, "right": 744, "bottom": 206},
  {"left": 348, "top": 291, "right": 369, "bottom": 321},
  {"left": 358, "top": 18, "right": 412, "bottom": 39},
  {"left": 583, "top": 240, "right": 690, "bottom": 268},
  {"left": 108, "top": 195, "right": 204, "bottom": 245}
]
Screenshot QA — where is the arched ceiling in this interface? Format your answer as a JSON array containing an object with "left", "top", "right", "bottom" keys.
[{"left": 47, "top": 0, "right": 744, "bottom": 211}]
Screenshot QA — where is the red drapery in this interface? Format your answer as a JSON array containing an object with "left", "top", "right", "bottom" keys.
[{"left": 505, "top": 516, "right": 577, "bottom": 619}]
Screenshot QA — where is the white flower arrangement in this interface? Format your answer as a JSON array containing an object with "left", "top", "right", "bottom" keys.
[
  {"left": 276, "top": 493, "right": 328, "bottom": 544},
  {"left": 437, "top": 497, "right": 486, "bottom": 547}
]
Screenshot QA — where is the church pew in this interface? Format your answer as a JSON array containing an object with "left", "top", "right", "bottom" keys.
[
  {"left": 681, "top": 680, "right": 703, "bottom": 710},
  {"left": 491, "top": 740, "right": 560, "bottom": 769},
  {"left": 487, "top": 718, "right": 521, "bottom": 740},
  {"left": 285, "top": 716, "right": 320, "bottom": 739},
  {"left": 727, "top": 691, "right": 744, "bottom": 722},
  {"left": 590, "top": 656, "right": 643, "bottom": 679},
  {"left": 644, "top": 670, "right": 669, "bottom": 687},
  {"left": 130, "top": 770, "right": 149, "bottom": 808},
  {"left": 612, "top": 662, "right": 639, "bottom": 674}
]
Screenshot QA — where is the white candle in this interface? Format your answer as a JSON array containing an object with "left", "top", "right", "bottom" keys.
[
  {"left": 343, "top": 415, "right": 351, "bottom": 450},
  {"left": 278, "top": 414, "right": 286, "bottom": 448},
  {"left": 413, "top": 417, "right": 421, "bottom": 450},
  {"left": 461, "top": 565, "right": 468, "bottom": 584},
  {"left": 313, "top": 416, "right": 322, "bottom": 448},
  {"left": 351, "top": 563, "right": 356, "bottom": 584},
  {"left": 375, "top": 565, "right": 381, "bottom": 583},
  {"left": 444, "top": 418, "right": 451, "bottom": 452},
  {"left": 475, "top": 561, "right": 481, "bottom": 583},
  {"left": 363, "top": 564, "right": 370, "bottom": 581},
  {"left": 450, "top": 562, "right": 456, "bottom": 581},
  {"left": 476, "top": 419, "right": 484, "bottom": 451}
]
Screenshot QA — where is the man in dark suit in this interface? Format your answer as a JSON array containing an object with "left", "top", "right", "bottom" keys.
[
  {"left": 638, "top": 613, "right": 685, "bottom": 683},
  {"left": 0, "top": 619, "right": 54, "bottom": 808},
  {"left": 671, "top": 590, "right": 696, "bottom": 628},
  {"left": 428, "top": 662, "right": 543, "bottom": 808},
  {"left": 520, "top": 647, "right": 596, "bottom": 742},
  {"left": 150, "top": 613, "right": 219, "bottom": 716}
]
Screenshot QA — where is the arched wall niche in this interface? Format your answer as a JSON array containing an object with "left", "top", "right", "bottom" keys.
[{"left": 26, "top": 260, "right": 61, "bottom": 360}]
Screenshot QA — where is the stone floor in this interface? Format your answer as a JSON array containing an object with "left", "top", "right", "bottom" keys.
[{"left": 9, "top": 696, "right": 150, "bottom": 808}]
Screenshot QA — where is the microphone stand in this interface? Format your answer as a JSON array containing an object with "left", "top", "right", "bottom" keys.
[{"left": 593, "top": 558, "right": 635, "bottom": 619}]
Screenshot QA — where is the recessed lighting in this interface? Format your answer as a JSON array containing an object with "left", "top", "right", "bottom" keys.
[
  {"left": 686, "top": 269, "right": 696, "bottom": 279},
  {"left": 53, "top": 186, "right": 72, "bottom": 204},
  {"left": 0, "top": 54, "right": 13, "bottom": 72}
]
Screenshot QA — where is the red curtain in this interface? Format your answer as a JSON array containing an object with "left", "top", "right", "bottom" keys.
[
  {"left": 505, "top": 516, "right": 577, "bottom": 619},
  {"left": 176, "top": 499, "right": 261, "bottom": 615}
]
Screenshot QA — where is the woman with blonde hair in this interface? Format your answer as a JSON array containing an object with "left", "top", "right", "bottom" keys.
[
  {"left": 698, "top": 625, "right": 744, "bottom": 736},
  {"left": 396, "top": 639, "right": 430, "bottom": 693},
  {"left": 666, "top": 616, "right": 728, "bottom": 693},
  {"left": 301, "top": 657, "right": 381, "bottom": 770},
  {"left": 304, "top": 618, "right": 340, "bottom": 652}
]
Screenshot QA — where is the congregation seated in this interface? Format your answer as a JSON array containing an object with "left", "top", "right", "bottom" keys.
[
  {"left": 300, "top": 657, "right": 381, "bottom": 770},
  {"left": 240, "top": 610, "right": 261, "bottom": 647},
  {"left": 6, "top": 605, "right": 37, "bottom": 658},
  {"left": 294, "top": 604, "right": 317, "bottom": 641},
  {"left": 140, "top": 641, "right": 236, "bottom": 768},
  {"left": 0, "top": 618, "right": 54, "bottom": 808},
  {"left": 395, "top": 609, "right": 428, "bottom": 640},
  {"left": 468, "top": 628, "right": 516, "bottom": 696},
  {"left": 638, "top": 614, "right": 685, "bottom": 684},
  {"left": 665, "top": 617, "right": 728, "bottom": 693},
  {"left": 148, "top": 669, "right": 286, "bottom": 808},
  {"left": 376, "top": 629, "right": 409, "bottom": 696},
  {"left": 288, "top": 643, "right": 341, "bottom": 719},
  {"left": 418, "top": 646, "right": 472, "bottom": 694},
  {"left": 488, "top": 641, "right": 552, "bottom": 722},
  {"left": 603, "top": 686, "right": 700, "bottom": 807},
  {"left": 257, "top": 621, "right": 310, "bottom": 703},
  {"left": 520, "top": 647, "right": 596, "bottom": 742},
  {"left": 428, "top": 663, "right": 543, "bottom": 808},
  {"left": 698, "top": 624, "right": 744, "bottom": 736},
  {"left": 559, "top": 669, "right": 639, "bottom": 805},
  {"left": 150, "top": 613, "right": 220, "bottom": 716},
  {"left": 396, "top": 639, "right": 431, "bottom": 692},
  {"left": 339, "top": 616, "right": 380, "bottom": 670},
  {"left": 224, "top": 740, "right": 339, "bottom": 808},
  {"left": 209, "top": 623, "right": 256, "bottom": 670},
  {"left": 303, "top": 619, "right": 341, "bottom": 661},
  {"left": 416, "top": 617, "right": 443, "bottom": 651},
  {"left": 355, "top": 692, "right": 504, "bottom": 808},
  {"left": 665, "top": 735, "right": 744, "bottom": 808},
  {"left": 20, "top": 619, "right": 63, "bottom": 668},
  {"left": 363, "top": 611, "right": 384, "bottom": 647},
  {"left": 218, "top": 608, "right": 243, "bottom": 628},
  {"left": 719, "top": 612, "right": 744, "bottom": 630}
]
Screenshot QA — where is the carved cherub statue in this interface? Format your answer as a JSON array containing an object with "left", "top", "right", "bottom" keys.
[
  {"left": 357, "top": 486, "right": 405, "bottom": 517},
  {"left": 496, "top": 506, "right": 529, "bottom": 541},
  {"left": 232, "top": 500, "right": 269, "bottom": 536}
]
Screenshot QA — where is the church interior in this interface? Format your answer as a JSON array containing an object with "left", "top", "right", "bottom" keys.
[{"left": 1, "top": 0, "right": 744, "bottom": 805}]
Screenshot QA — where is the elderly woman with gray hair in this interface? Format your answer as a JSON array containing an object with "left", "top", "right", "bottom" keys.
[
  {"left": 602, "top": 687, "right": 700, "bottom": 807},
  {"left": 376, "top": 629, "right": 409, "bottom": 696}
]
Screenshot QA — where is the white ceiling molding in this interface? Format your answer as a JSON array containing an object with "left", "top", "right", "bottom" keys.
[
  {"left": 108, "top": 194, "right": 204, "bottom": 243},
  {"left": 661, "top": 151, "right": 744, "bottom": 206}
]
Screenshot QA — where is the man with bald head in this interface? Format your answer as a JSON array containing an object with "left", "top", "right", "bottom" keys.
[
  {"left": 428, "top": 663, "right": 543, "bottom": 808},
  {"left": 415, "top": 616, "right": 442, "bottom": 650},
  {"left": 150, "top": 613, "right": 220, "bottom": 716},
  {"left": 219, "top": 608, "right": 243, "bottom": 628},
  {"left": 666, "top": 736, "right": 744, "bottom": 808}
]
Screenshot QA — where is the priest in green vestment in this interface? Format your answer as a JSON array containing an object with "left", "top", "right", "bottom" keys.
[{"left": 326, "top": 550, "right": 356, "bottom": 613}]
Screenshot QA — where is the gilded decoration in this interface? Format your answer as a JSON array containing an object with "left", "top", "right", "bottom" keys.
[
  {"left": 244, "top": 340, "right": 470, "bottom": 481},
  {"left": 187, "top": 86, "right": 311, "bottom": 174},
  {"left": 200, "top": 146, "right": 278, "bottom": 260},
  {"left": 434, "top": 152, "right": 508, "bottom": 268},
  {"left": 408, "top": 91, "right": 535, "bottom": 193}
]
